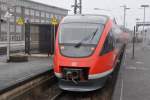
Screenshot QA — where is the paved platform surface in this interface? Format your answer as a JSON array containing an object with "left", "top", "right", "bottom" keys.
[
  {"left": 113, "top": 45, "right": 150, "bottom": 100},
  {"left": 0, "top": 56, "right": 53, "bottom": 92}
]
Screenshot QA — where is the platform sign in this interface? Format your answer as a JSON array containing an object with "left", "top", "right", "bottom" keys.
[
  {"left": 16, "top": 17, "right": 25, "bottom": 25},
  {"left": 50, "top": 16, "right": 58, "bottom": 25}
]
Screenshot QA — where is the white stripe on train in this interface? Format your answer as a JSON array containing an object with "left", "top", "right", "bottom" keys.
[{"left": 55, "top": 68, "right": 114, "bottom": 80}]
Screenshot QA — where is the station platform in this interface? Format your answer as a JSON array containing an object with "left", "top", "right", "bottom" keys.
[
  {"left": 0, "top": 55, "right": 53, "bottom": 93},
  {"left": 113, "top": 45, "right": 150, "bottom": 100}
]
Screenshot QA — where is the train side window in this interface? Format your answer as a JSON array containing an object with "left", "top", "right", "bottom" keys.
[
  {"left": 109, "top": 30, "right": 115, "bottom": 49},
  {"left": 100, "top": 31, "right": 114, "bottom": 55}
]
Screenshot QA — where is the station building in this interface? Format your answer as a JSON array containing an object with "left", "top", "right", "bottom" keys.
[{"left": 0, "top": 0, "right": 68, "bottom": 41}]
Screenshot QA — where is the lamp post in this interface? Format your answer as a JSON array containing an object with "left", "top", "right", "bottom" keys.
[
  {"left": 141, "top": 4, "right": 149, "bottom": 48},
  {"left": 71, "top": 0, "right": 82, "bottom": 14},
  {"left": 4, "top": 1, "right": 17, "bottom": 62},
  {"left": 4, "top": 7, "right": 13, "bottom": 62},
  {"left": 120, "top": 5, "right": 130, "bottom": 31}
]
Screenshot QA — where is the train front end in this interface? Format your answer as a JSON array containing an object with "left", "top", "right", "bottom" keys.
[{"left": 54, "top": 15, "right": 114, "bottom": 92}]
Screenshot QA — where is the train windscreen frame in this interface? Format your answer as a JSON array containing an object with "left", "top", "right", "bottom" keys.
[
  {"left": 59, "top": 23, "right": 104, "bottom": 45},
  {"left": 58, "top": 23, "right": 104, "bottom": 57}
]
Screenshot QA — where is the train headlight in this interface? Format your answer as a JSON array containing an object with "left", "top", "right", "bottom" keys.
[
  {"left": 91, "top": 47, "right": 95, "bottom": 51},
  {"left": 60, "top": 46, "right": 65, "bottom": 50}
]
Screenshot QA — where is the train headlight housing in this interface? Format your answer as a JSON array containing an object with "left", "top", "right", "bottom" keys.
[
  {"left": 90, "top": 47, "right": 95, "bottom": 51},
  {"left": 60, "top": 46, "right": 65, "bottom": 50}
]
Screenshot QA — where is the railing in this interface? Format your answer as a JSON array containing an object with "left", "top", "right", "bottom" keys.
[{"left": 0, "top": 34, "right": 23, "bottom": 41}]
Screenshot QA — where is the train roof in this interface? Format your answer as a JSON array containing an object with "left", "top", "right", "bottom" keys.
[{"left": 61, "top": 14, "right": 109, "bottom": 24}]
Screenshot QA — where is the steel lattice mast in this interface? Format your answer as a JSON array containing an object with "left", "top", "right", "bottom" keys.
[{"left": 72, "top": 0, "right": 82, "bottom": 14}]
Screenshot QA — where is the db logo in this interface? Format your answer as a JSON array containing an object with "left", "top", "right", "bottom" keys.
[{"left": 71, "top": 62, "right": 77, "bottom": 66}]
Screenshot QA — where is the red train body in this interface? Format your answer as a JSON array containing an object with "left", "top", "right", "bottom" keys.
[{"left": 53, "top": 15, "right": 127, "bottom": 91}]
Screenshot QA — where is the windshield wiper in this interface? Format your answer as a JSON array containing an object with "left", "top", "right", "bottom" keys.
[{"left": 74, "top": 28, "right": 98, "bottom": 48}]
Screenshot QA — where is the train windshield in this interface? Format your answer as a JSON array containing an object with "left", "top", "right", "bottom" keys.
[{"left": 59, "top": 23, "right": 104, "bottom": 45}]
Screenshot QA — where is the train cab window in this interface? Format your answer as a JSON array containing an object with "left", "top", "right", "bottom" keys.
[
  {"left": 109, "top": 30, "right": 115, "bottom": 49},
  {"left": 100, "top": 30, "right": 115, "bottom": 55}
]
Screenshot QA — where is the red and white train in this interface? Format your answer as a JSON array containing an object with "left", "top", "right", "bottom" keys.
[{"left": 53, "top": 14, "right": 127, "bottom": 91}]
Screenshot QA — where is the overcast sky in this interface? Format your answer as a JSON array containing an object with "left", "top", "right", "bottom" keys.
[{"left": 31, "top": 0, "right": 150, "bottom": 29}]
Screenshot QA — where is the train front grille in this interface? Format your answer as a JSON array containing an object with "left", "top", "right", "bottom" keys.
[{"left": 61, "top": 67, "right": 89, "bottom": 81}]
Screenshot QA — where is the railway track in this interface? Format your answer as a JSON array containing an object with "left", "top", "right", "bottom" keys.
[
  {"left": 51, "top": 66, "right": 120, "bottom": 100},
  {"left": 50, "top": 91, "right": 64, "bottom": 100},
  {"left": 0, "top": 65, "right": 119, "bottom": 100},
  {"left": 51, "top": 76, "right": 116, "bottom": 100},
  {"left": 0, "top": 69, "right": 57, "bottom": 100},
  {"left": 0, "top": 65, "right": 120, "bottom": 100}
]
